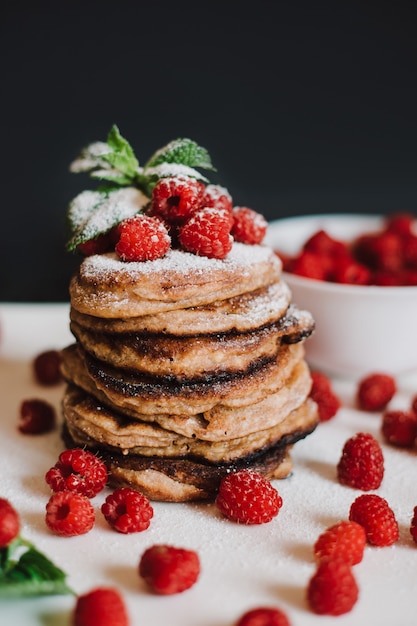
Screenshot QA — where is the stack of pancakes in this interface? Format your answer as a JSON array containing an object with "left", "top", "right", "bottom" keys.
[{"left": 60, "top": 242, "right": 318, "bottom": 501}]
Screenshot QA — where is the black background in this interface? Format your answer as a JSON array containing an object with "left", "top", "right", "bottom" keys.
[{"left": 2, "top": 0, "right": 417, "bottom": 301}]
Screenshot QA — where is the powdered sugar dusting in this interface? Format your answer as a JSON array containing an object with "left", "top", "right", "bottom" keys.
[{"left": 81, "top": 242, "right": 281, "bottom": 281}]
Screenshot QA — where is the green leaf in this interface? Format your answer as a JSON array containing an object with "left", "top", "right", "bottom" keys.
[
  {"left": 100, "top": 125, "right": 139, "bottom": 180},
  {"left": 145, "top": 138, "right": 216, "bottom": 171},
  {"left": 0, "top": 538, "right": 73, "bottom": 598},
  {"left": 66, "top": 187, "right": 149, "bottom": 251}
]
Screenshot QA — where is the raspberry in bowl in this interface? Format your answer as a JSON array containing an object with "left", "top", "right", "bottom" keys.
[{"left": 265, "top": 213, "right": 417, "bottom": 378}]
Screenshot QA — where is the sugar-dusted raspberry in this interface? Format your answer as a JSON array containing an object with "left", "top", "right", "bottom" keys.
[
  {"left": 101, "top": 487, "right": 154, "bottom": 534},
  {"left": 73, "top": 587, "right": 129, "bottom": 626},
  {"left": 0, "top": 498, "right": 20, "bottom": 548},
  {"left": 76, "top": 231, "right": 114, "bottom": 256},
  {"left": 309, "top": 371, "right": 341, "bottom": 422},
  {"left": 337, "top": 432, "right": 384, "bottom": 491},
  {"left": 235, "top": 606, "right": 291, "bottom": 626},
  {"left": 202, "top": 183, "right": 233, "bottom": 215},
  {"left": 45, "top": 491, "right": 95, "bottom": 536},
  {"left": 231, "top": 207, "right": 268, "bottom": 245},
  {"left": 139, "top": 544, "right": 200, "bottom": 595},
  {"left": 178, "top": 207, "right": 233, "bottom": 259},
  {"left": 33, "top": 349, "right": 62, "bottom": 386},
  {"left": 151, "top": 175, "right": 205, "bottom": 224},
  {"left": 290, "top": 251, "right": 331, "bottom": 281},
  {"left": 313, "top": 521, "right": 366, "bottom": 566},
  {"left": 18, "top": 398, "right": 56, "bottom": 434},
  {"left": 356, "top": 372, "right": 397, "bottom": 412},
  {"left": 307, "top": 558, "right": 359, "bottom": 616},
  {"left": 45, "top": 448, "right": 108, "bottom": 498},
  {"left": 409, "top": 506, "right": 417, "bottom": 544},
  {"left": 215, "top": 470, "right": 283, "bottom": 524},
  {"left": 115, "top": 214, "right": 171, "bottom": 262},
  {"left": 349, "top": 493, "right": 399, "bottom": 546},
  {"left": 382, "top": 410, "right": 417, "bottom": 447}
]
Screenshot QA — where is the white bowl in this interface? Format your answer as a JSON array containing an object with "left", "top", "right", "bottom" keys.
[{"left": 265, "top": 214, "right": 417, "bottom": 379}]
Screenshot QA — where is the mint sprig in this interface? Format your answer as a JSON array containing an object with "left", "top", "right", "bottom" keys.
[
  {"left": 0, "top": 537, "right": 73, "bottom": 598},
  {"left": 67, "top": 127, "right": 216, "bottom": 249}
]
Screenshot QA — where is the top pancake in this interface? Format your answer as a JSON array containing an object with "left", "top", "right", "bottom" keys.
[{"left": 70, "top": 242, "right": 282, "bottom": 318}]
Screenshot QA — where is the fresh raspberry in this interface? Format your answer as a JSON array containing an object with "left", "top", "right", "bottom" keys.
[
  {"left": 0, "top": 498, "right": 20, "bottom": 547},
  {"left": 33, "top": 349, "right": 62, "bottom": 385},
  {"left": 139, "top": 544, "right": 200, "bottom": 595},
  {"left": 215, "top": 470, "right": 283, "bottom": 524},
  {"left": 356, "top": 373, "right": 397, "bottom": 412},
  {"left": 337, "top": 432, "right": 384, "bottom": 491},
  {"left": 151, "top": 176, "right": 205, "bottom": 224},
  {"left": 231, "top": 207, "right": 268, "bottom": 245},
  {"left": 235, "top": 606, "right": 291, "bottom": 626},
  {"left": 101, "top": 487, "right": 154, "bottom": 534},
  {"left": 290, "top": 251, "right": 331, "bottom": 281},
  {"left": 353, "top": 231, "right": 403, "bottom": 272},
  {"left": 385, "top": 212, "right": 415, "bottom": 237},
  {"left": 73, "top": 587, "right": 129, "bottom": 626},
  {"left": 409, "top": 506, "right": 417, "bottom": 544},
  {"left": 178, "top": 207, "right": 233, "bottom": 259},
  {"left": 313, "top": 521, "right": 366, "bottom": 565},
  {"left": 349, "top": 494, "right": 399, "bottom": 546},
  {"left": 403, "top": 233, "right": 417, "bottom": 269},
  {"left": 45, "top": 491, "right": 95, "bottom": 536},
  {"left": 303, "top": 229, "right": 349, "bottom": 258},
  {"left": 45, "top": 448, "right": 108, "bottom": 498},
  {"left": 76, "top": 231, "right": 114, "bottom": 256},
  {"left": 412, "top": 394, "right": 417, "bottom": 415},
  {"left": 307, "top": 558, "right": 359, "bottom": 616},
  {"left": 381, "top": 410, "right": 417, "bottom": 447},
  {"left": 18, "top": 398, "right": 56, "bottom": 434},
  {"left": 202, "top": 183, "right": 233, "bottom": 215},
  {"left": 309, "top": 371, "right": 341, "bottom": 422},
  {"left": 332, "top": 257, "right": 371, "bottom": 285},
  {"left": 115, "top": 214, "right": 171, "bottom": 262}
]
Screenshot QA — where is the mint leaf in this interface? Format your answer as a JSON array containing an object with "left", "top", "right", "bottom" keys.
[
  {"left": 0, "top": 538, "right": 73, "bottom": 598},
  {"left": 100, "top": 125, "right": 139, "bottom": 180},
  {"left": 66, "top": 187, "right": 149, "bottom": 251},
  {"left": 145, "top": 138, "right": 215, "bottom": 171}
]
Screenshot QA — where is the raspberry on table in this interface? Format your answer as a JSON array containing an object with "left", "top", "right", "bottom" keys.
[
  {"left": 115, "top": 214, "right": 171, "bottom": 262},
  {"left": 0, "top": 498, "right": 20, "bottom": 548},
  {"left": 151, "top": 175, "right": 205, "bottom": 224},
  {"left": 307, "top": 558, "right": 359, "bottom": 616},
  {"left": 349, "top": 494, "right": 399, "bottom": 547},
  {"left": 178, "top": 207, "right": 233, "bottom": 259},
  {"left": 337, "top": 432, "right": 384, "bottom": 491},
  {"left": 45, "top": 491, "right": 95, "bottom": 536},
  {"left": 73, "top": 587, "right": 129, "bottom": 626},
  {"left": 382, "top": 410, "right": 417, "bottom": 447},
  {"left": 18, "top": 398, "right": 56, "bottom": 434},
  {"left": 410, "top": 506, "right": 417, "bottom": 544},
  {"left": 33, "top": 349, "right": 63, "bottom": 386},
  {"left": 231, "top": 207, "right": 268, "bottom": 245},
  {"left": 313, "top": 520, "right": 366, "bottom": 565},
  {"left": 215, "top": 470, "right": 283, "bottom": 525},
  {"left": 235, "top": 606, "right": 291, "bottom": 626},
  {"left": 356, "top": 373, "right": 397, "bottom": 412},
  {"left": 309, "top": 371, "right": 341, "bottom": 422},
  {"left": 101, "top": 487, "right": 154, "bottom": 533},
  {"left": 139, "top": 544, "right": 200, "bottom": 595},
  {"left": 45, "top": 448, "right": 108, "bottom": 498}
]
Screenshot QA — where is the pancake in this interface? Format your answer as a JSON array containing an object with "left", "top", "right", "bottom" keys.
[
  {"left": 62, "top": 358, "right": 312, "bottom": 443},
  {"left": 69, "top": 243, "right": 282, "bottom": 318},
  {"left": 61, "top": 341, "right": 306, "bottom": 416},
  {"left": 69, "top": 281, "right": 293, "bottom": 335},
  {"left": 62, "top": 397, "right": 318, "bottom": 501},
  {"left": 69, "top": 305, "right": 314, "bottom": 378}
]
